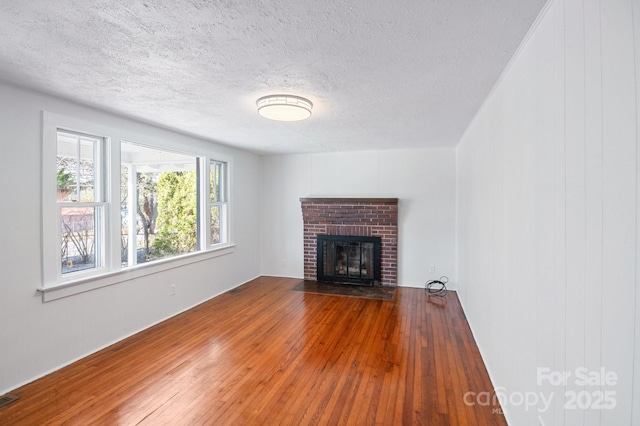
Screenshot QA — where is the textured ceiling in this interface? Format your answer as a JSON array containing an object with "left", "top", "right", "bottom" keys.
[{"left": 0, "top": 0, "right": 546, "bottom": 154}]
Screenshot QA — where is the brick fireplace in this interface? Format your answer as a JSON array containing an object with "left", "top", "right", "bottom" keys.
[{"left": 300, "top": 197, "right": 398, "bottom": 286}]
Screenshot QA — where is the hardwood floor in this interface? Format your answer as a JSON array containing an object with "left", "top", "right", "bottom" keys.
[{"left": 0, "top": 277, "right": 506, "bottom": 425}]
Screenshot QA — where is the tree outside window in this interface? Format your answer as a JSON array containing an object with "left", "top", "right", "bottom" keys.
[{"left": 120, "top": 142, "right": 199, "bottom": 266}]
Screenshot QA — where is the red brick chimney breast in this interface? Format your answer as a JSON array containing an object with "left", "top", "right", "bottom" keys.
[{"left": 300, "top": 198, "right": 398, "bottom": 286}]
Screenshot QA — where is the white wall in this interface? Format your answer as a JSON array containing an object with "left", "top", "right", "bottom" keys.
[
  {"left": 0, "top": 84, "right": 261, "bottom": 394},
  {"left": 260, "top": 149, "right": 456, "bottom": 288},
  {"left": 456, "top": 0, "right": 640, "bottom": 424}
]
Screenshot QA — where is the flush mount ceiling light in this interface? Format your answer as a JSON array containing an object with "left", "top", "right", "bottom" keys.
[{"left": 256, "top": 95, "right": 313, "bottom": 122}]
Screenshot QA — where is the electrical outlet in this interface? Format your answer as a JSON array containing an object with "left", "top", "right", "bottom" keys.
[
  {"left": 429, "top": 265, "right": 435, "bottom": 273},
  {"left": 281, "top": 260, "right": 287, "bottom": 268},
  {"left": 170, "top": 284, "right": 176, "bottom": 295}
]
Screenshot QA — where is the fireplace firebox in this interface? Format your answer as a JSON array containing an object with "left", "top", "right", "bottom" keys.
[{"left": 317, "top": 235, "right": 381, "bottom": 286}]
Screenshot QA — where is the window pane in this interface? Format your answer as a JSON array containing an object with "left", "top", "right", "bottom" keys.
[
  {"left": 57, "top": 131, "right": 100, "bottom": 203},
  {"left": 155, "top": 170, "right": 198, "bottom": 257},
  {"left": 121, "top": 142, "right": 198, "bottom": 265},
  {"left": 61, "top": 206, "right": 98, "bottom": 274},
  {"left": 120, "top": 165, "right": 129, "bottom": 267},
  {"left": 57, "top": 132, "right": 78, "bottom": 202},
  {"left": 137, "top": 170, "right": 161, "bottom": 261},
  {"left": 79, "top": 137, "right": 96, "bottom": 202},
  {"left": 210, "top": 205, "right": 220, "bottom": 244},
  {"left": 210, "top": 162, "right": 222, "bottom": 202},
  {"left": 209, "top": 160, "right": 227, "bottom": 246}
]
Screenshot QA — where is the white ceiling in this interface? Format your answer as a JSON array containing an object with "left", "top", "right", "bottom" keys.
[{"left": 0, "top": 0, "right": 546, "bottom": 155}]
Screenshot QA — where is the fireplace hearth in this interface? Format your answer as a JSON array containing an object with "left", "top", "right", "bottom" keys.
[{"left": 317, "top": 235, "right": 381, "bottom": 286}]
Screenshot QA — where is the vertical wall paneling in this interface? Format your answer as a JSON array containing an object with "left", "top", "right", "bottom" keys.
[
  {"left": 564, "top": 0, "right": 587, "bottom": 424},
  {"left": 551, "top": 1, "right": 568, "bottom": 423},
  {"left": 584, "top": 0, "right": 604, "bottom": 424},
  {"left": 600, "top": 0, "right": 637, "bottom": 424},
  {"left": 498, "top": 57, "right": 520, "bottom": 410},
  {"left": 456, "top": 0, "right": 640, "bottom": 423},
  {"left": 534, "top": 9, "right": 559, "bottom": 424},
  {"left": 509, "top": 32, "right": 539, "bottom": 412},
  {"left": 632, "top": 0, "right": 640, "bottom": 423},
  {"left": 492, "top": 81, "right": 508, "bottom": 389}
]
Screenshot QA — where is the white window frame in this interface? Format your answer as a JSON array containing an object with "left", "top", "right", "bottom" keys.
[
  {"left": 56, "top": 130, "right": 108, "bottom": 281},
  {"left": 41, "top": 112, "right": 234, "bottom": 302},
  {"left": 42, "top": 113, "right": 114, "bottom": 287},
  {"left": 120, "top": 140, "right": 205, "bottom": 267},
  {"left": 205, "top": 160, "right": 229, "bottom": 248}
]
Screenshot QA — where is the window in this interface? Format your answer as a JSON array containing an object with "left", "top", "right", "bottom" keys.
[
  {"left": 57, "top": 131, "right": 106, "bottom": 276},
  {"left": 120, "top": 142, "right": 200, "bottom": 266},
  {"left": 42, "top": 112, "right": 232, "bottom": 295},
  {"left": 209, "top": 160, "right": 228, "bottom": 246}
]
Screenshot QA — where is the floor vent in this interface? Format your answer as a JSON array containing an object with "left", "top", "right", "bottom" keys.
[{"left": 0, "top": 393, "right": 19, "bottom": 408}]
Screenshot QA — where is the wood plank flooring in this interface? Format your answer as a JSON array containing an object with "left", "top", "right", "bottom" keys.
[{"left": 0, "top": 277, "right": 506, "bottom": 425}]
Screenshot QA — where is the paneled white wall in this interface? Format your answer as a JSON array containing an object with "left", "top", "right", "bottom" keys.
[
  {"left": 456, "top": 0, "right": 640, "bottom": 424},
  {"left": 260, "top": 149, "right": 456, "bottom": 288},
  {"left": 0, "top": 84, "right": 262, "bottom": 394}
]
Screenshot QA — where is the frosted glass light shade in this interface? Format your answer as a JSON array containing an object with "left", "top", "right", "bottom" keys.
[{"left": 257, "top": 95, "right": 313, "bottom": 121}]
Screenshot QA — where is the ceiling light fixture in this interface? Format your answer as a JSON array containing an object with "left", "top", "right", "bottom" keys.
[{"left": 256, "top": 95, "right": 313, "bottom": 122}]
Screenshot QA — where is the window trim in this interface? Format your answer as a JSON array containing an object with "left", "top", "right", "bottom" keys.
[
  {"left": 42, "top": 112, "right": 115, "bottom": 288},
  {"left": 41, "top": 111, "right": 234, "bottom": 301},
  {"left": 56, "top": 129, "right": 108, "bottom": 281}
]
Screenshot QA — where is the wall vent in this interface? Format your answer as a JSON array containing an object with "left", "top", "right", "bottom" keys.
[{"left": 0, "top": 393, "right": 19, "bottom": 408}]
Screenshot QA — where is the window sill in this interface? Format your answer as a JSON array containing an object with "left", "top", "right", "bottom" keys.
[{"left": 38, "top": 245, "right": 235, "bottom": 302}]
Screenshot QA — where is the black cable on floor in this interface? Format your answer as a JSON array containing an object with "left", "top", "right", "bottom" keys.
[{"left": 425, "top": 276, "right": 448, "bottom": 297}]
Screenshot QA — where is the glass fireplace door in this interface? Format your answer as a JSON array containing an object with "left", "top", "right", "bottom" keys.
[{"left": 317, "top": 235, "right": 381, "bottom": 285}]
